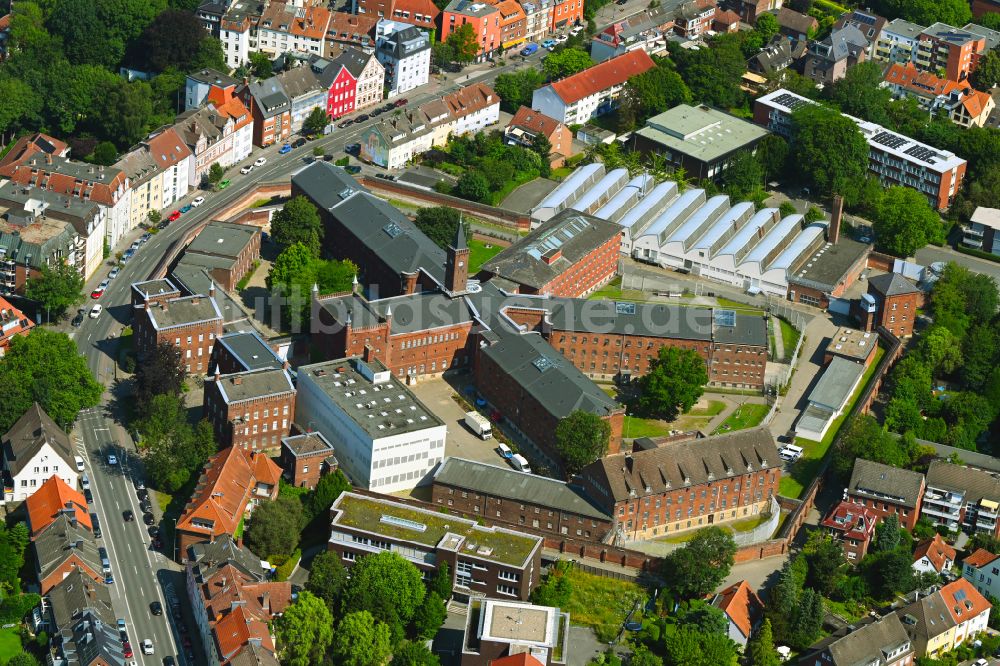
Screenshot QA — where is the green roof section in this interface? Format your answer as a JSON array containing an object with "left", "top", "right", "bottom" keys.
[
  {"left": 331, "top": 492, "right": 542, "bottom": 567},
  {"left": 635, "top": 104, "right": 769, "bottom": 163}
]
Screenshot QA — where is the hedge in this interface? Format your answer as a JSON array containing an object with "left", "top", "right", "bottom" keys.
[{"left": 0, "top": 594, "right": 41, "bottom": 624}]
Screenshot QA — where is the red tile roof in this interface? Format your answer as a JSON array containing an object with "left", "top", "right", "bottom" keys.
[
  {"left": 913, "top": 534, "right": 957, "bottom": 574},
  {"left": 548, "top": 50, "right": 655, "bottom": 104},
  {"left": 444, "top": 82, "right": 500, "bottom": 118},
  {"left": 941, "top": 578, "right": 992, "bottom": 625},
  {"left": 490, "top": 655, "right": 545, "bottom": 666},
  {"left": 820, "top": 500, "right": 878, "bottom": 543},
  {"left": 390, "top": 0, "right": 440, "bottom": 29},
  {"left": 0, "top": 297, "right": 33, "bottom": 351},
  {"left": 0, "top": 133, "right": 70, "bottom": 173},
  {"left": 712, "top": 580, "right": 764, "bottom": 639},
  {"left": 508, "top": 106, "right": 564, "bottom": 140},
  {"left": 214, "top": 605, "right": 274, "bottom": 662},
  {"left": 964, "top": 548, "right": 999, "bottom": 569},
  {"left": 26, "top": 476, "right": 92, "bottom": 536},
  {"left": 145, "top": 127, "right": 195, "bottom": 172}
]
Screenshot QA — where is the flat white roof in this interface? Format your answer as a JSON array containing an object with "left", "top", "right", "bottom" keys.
[
  {"left": 691, "top": 201, "right": 755, "bottom": 253},
  {"left": 717, "top": 208, "right": 776, "bottom": 257},
  {"left": 971, "top": 207, "right": 1000, "bottom": 231}
]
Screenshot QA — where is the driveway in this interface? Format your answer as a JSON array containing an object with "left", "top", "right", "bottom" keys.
[{"left": 916, "top": 245, "right": 1000, "bottom": 283}]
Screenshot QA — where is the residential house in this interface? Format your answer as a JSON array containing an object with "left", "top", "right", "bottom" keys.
[
  {"left": 574, "top": 427, "right": 780, "bottom": 542},
  {"left": 375, "top": 21, "right": 432, "bottom": 97},
  {"left": 858, "top": 272, "right": 922, "bottom": 338},
  {"left": 185, "top": 536, "right": 292, "bottom": 665},
  {"left": 0, "top": 150, "right": 128, "bottom": 255},
  {"left": 821, "top": 500, "right": 879, "bottom": 561},
  {"left": 2, "top": 403, "right": 78, "bottom": 503},
  {"left": 332, "top": 47, "right": 385, "bottom": 112},
  {"left": 488, "top": 0, "right": 528, "bottom": 50},
  {"left": 673, "top": 0, "right": 717, "bottom": 38},
  {"left": 256, "top": 1, "right": 332, "bottom": 58},
  {"left": 776, "top": 7, "right": 816, "bottom": 41},
  {"left": 725, "top": 0, "right": 782, "bottom": 24},
  {"left": 523, "top": 0, "right": 554, "bottom": 43},
  {"left": 33, "top": 514, "right": 104, "bottom": 593},
  {"left": 833, "top": 9, "right": 887, "bottom": 57},
  {"left": 505, "top": 106, "right": 573, "bottom": 167},
  {"left": 42, "top": 567, "right": 124, "bottom": 666},
  {"left": 279, "top": 431, "right": 337, "bottom": 488},
  {"left": 115, "top": 126, "right": 194, "bottom": 231},
  {"left": 430, "top": 457, "right": 614, "bottom": 541},
  {"left": 962, "top": 549, "right": 1000, "bottom": 600},
  {"left": 0, "top": 297, "right": 33, "bottom": 356},
  {"left": 711, "top": 581, "right": 764, "bottom": 649},
  {"left": 922, "top": 461, "right": 1000, "bottom": 538},
  {"left": 844, "top": 458, "right": 926, "bottom": 530},
  {"left": 25, "top": 475, "right": 91, "bottom": 537},
  {"left": 328, "top": 492, "right": 544, "bottom": 602},
  {"left": 873, "top": 19, "right": 926, "bottom": 67},
  {"left": 218, "top": 3, "right": 259, "bottom": 70},
  {"left": 203, "top": 367, "right": 296, "bottom": 452},
  {"left": 445, "top": 81, "right": 501, "bottom": 134},
  {"left": 873, "top": 19, "right": 990, "bottom": 82},
  {"left": 805, "top": 614, "right": 914, "bottom": 666},
  {"left": 238, "top": 78, "right": 293, "bottom": 148},
  {"left": 912, "top": 534, "right": 957, "bottom": 576},
  {"left": 0, "top": 133, "right": 70, "bottom": 169},
  {"left": 272, "top": 60, "right": 334, "bottom": 133},
  {"left": 530, "top": 50, "right": 656, "bottom": 124},
  {"left": 802, "top": 24, "right": 869, "bottom": 84},
  {"left": 295, "top": 356, "right": 447, "bottom": 492},
  {"left": 132, "top": 287, "right": 224, "bottom": 374},
  {"left": 962, "top": 206, "right": 1000, "bottom": 255},
  {"left": 550, "top": 0, "right": 583, "bottom": 32},
  {"left": 174, "top": 89, "right": 254, "bottom": 187},
  {"left": 175, "top": 446, "right": 281, "bottom": 557},
  {"left": 460, "top": 599, "right": 570, "bottom": 665},
  {"left": 898, "top": 579, "right": 991, "bottom": 657},
  {"left": 589, "top": 5, "right": 675, "bottom": 62},
  {"left": 440, "top": 0, "right": 501, "bottom": 61},
  {"left": 747, "top": 35, "right": 806, "bottom": 76},
  {"left": 883, "top": 62, "right": 995, "bottom": 128},
  {"left": 356, "top": 0, "right": 440, "bottom": 31},
  {"left": 325, "top": 11, "right": 380, "bottom": 54},
  {"left": 713, "top": 9, "right": 741, "bottom": 33}
]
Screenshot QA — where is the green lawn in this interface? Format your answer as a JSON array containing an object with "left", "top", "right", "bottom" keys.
[
  {"left": 714, "top": 297, "right": 765, "bottom": 315},
  {"left": 469, "top": 238, "right": 504, "bottom": 273},
  {"left": 0, "top": 626, "right": 22, "bottom": 662},
  {"left": 688, "top": 399, "right": 726, "bottom": 417},
  {"left": 550, "top": 167, "right": 574, "bottom": 180},
  {"left": 562, "top": 566, "right": 647, "bottom": 643},
  {"left": 779, "top": 317, "right": 801, "bottom": 359},
  {"left": 779, "top": 346, "right": 886, "bottom": 498},
  {"left": 623, "top": 415, "right": 671, "bottom": 439},
  {"left": 712, "top": 403, "right": 769, "bottom": 434}
]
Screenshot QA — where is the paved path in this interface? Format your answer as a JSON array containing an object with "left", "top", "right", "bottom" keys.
[
  {"left": 916, "top": 245, "right": 1000, "bottom": 283},
  {"left": 772, "top": 315, "right": 785, "bottom": 362}
]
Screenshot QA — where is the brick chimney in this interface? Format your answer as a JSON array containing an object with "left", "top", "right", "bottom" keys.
[{"left": 829, "top": 194, "right": 844, "bottom": 244}]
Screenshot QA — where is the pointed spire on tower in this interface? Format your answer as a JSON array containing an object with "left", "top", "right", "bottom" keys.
[{"left": 451, "top": 215, "right": 468, "bottom": 251}]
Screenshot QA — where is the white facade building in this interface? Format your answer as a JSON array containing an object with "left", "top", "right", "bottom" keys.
[
  {"left": 375, "top": 20, "right": 432, "bottom": 97},
  {"left": 295, "top": 357, "right": 447, "bottom": 493},
  {"left": 531, "top": 51, "right": 655, "bottom": 124},
  {"left": 1, "top": 404, "right": 79, "bottom": 503}
]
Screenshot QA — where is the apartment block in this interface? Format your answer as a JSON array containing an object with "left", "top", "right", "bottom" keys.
[
  {"left": 203, "top": 367, "right": 296, "bottom": 452},
  {"left": 440, "top": 0, "right": 502, "bottom": 61},
  {"left": 844, "top": 458, "right": 925, "bottom": 530},
  {"left": 2, "top": 403, "right": 78, "bottom": 503},
  {"left": 132, "top": 287, "right": 224, "bottom": 374},
  {"left": 963, "top": 207, "right": 1000, "bottom": 255},
  {"left": 328, "top": 492, "right": 543, "bottom": 602},
  {"left": 460, "top": 599, "right": 570, "bottom": 665},
  {"left": 922, "top": 461, "right": 1000, "bottom": 537},
  {"left": 375, "top": 20, "right": 432, "bottom": 97}
]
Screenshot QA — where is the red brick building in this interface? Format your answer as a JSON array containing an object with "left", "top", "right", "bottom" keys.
[
  {"left": 857, "top": 273, "right": 922, "bottom": 338},
  {"left": 822, "top": 500, "right": 879, "bottom": 561},
  {"left": 209, "top": 330, "right": 284, "bottom": 375},
  {"left": 726, "top": 0, "right": 782, "bottom": 24},
  {"left": 575, "top": 428, "right": 781, "bottom": 542},
  {"left": 479, "top": 210, "right": 621, "bottom": 298},
  {"left": 203, "top": 367, "right": 296, "bottom": 453},
  {"left": 845, "top": 459, "right": 926, "bottom": 531},
  {"left": 175, "top": 447, "right": 282, "bottom": 558},
  {"left": 279, "top": 432, "right": 337, "bottom": 488},
  {"left": 132, "top": 287, "right": 224, "bottom": 374},
  {"left": 130, "top": 278, "right": 181, "bottom": 308},
  {"left": 175, "top": 221, "right": 261, "bottom": 293},
  {"left": 440, "top": 0, "right": 502, "bottom": 61},
  {"left": 238, "top": 78, "right": 292, "bottom": 148}
]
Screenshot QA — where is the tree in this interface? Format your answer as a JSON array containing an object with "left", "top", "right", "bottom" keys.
[
  {"left": 874, "top": 514, "right": 902, "bottom": 553},
  {"left": 412, "top": 591, "right": 447, "bottom": 639},
  {"left": 271, "top": 196, "right": 324, "bottom": 257},
  {"left": 864, "top": 549, "right": 914, "bottom": 599},
  {"left": 140, "top": 395, "right": 217, "bottom": 493},
  {"left": 871, "top": 0, "right": 970, "bottom": 26},
  {"left": 919, "top": 325, "right": 962, "bottom": 376},
  {"left": 331, "top": 611, "right": 392, "bottom": 666},
  {"left": 493, "top": 69, "right": 545, "bottom": 113},
  {"left": 249, "top": 51, "right": 274, "bottom": 77},
  {"left": 341, "top": 551, "right": 426, "bottom": 630},
  {"left": 267, "top": 243, "right": 355, "bottom": 329},
  {"left": 779, "top": 201, "right": 796, "bottom": 218},
  {"left": 308, "top": 469, "right": 352, "bottom": 519},
  {"left": 722, "top": 151, "right": 764, "bottom": 201},
  {"left": 245, "top": 496, "right": 305, "bottom": 558},
  {"left": 431, "top": 561, "right": 452, "bottom": 600},
  {"left": 47, "top": 0, "right": 122, "bottom": 67},
  {"left": 621, "top": 62, "right": 692, "bottom": 129},
  {"left": 636, "top": 346, "right": 708, "bottom": 421},
  {"left": 662, "top": 625, "right": 737, "bottom": 666},
  {"left": 787, "top": 587, "right": 823, "bottom": 649},
  {"left": 276, "top": 591, "right": 334, "bottom": 666},
  {"left": 543, "top": 47, "right": 593, "bottom": 80},
  {"left": 662, "top": 527, "right": 737, "bottom": 599},
  {"left": 754, "top": 13, "right": 779, "bottom": 41},
  {"left": 25, "top": 261, "right": 83, "bottom": 319},
  {"left": 306, "top": 551, "right": 348, "bottom": 612},
  {"left": 92, "top": 141, "right": 117, "bottom": 166},
  {"left": 454, "top": 170, "right": 491, "bottom": 203},
  {"left": 0, "top": 329, "right": 102, "bottom": 433},
  {"left": 134, "top": 342, "right": 186, "bottom": 410},
  {"left": 803, "top": 533, "right": 844, "bottom": 596},
  {"left": 554, "top": 410, "right": 611, "bottom": 475},
  {"left": 670, "top": 33, "right": 746, "bottom": 109},
  {"left": 302, "top": 106, "right": 329, "bottom": 136},
  {"left": 532, "top": 562, "right": 574, "bottom": 607},
  {"left": 832, "top": 414, "right": 920, "bottom": 480},
  {"left": 414, "top": 207, "right": 470, "bottom": 250},
  {"left": 6, "top": 654, "right": 41, "bottom": 666},
  {"left": 872, "top": 186, "right": 945, "bottom": 257},
  {"left": 971, "top": 49, "right": 1000, "bottom": 92},
  {"left": 756, "top": 134, "right": 788, "bottom": 182},
  {"left": 630, "top": 644, "right": 665, "bottom": 666},
  {"left": 790, "top": 104, "right": 869, "bottom": 199},
  {"left": 826, "top": 61, "right": 893, "bottom": 125},
  {"left": 96, "top": 79, "right": 155, "bottom": 149},
  {"left": 746, "top": 618, "right": 781, "bottom": 666},
  {"left": 207, "top": 162, "right": 225, "bottom": 187},
  {"left": 446, "top": 23, "right": 479, "bottom": 64},
  {"left": 128, "top": 9, "right": 224, "bottom": 73},
  {"left": 393, "top": 641, "right": 440, "bottom": 666}
]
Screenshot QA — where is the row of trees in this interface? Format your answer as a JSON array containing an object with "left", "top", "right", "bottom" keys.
[{"left": 443, "top": 130, "right": 551, "bottom": 204}]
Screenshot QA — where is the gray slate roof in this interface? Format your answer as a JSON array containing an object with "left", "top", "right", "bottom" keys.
[
  {"left": 925, "top": 461, "right": 1000, "bottom": 504},
  {"left": 434, "top": 457, "right": 610, "bottom": 520},
  {"left": 898, "top": 588, "right": 958, "bottom": 644},
  {"left": 245, "top": 78, "right": 291, "bottom": 116},
  {"left": 481, "top": 210, "right": 622, "bottom": 291},
  {"left": 215, "top": 331, "right": 283, "bottom": 372},
  {"left": 868, "top": 272, "right": 920, "bottom": 297},
  {"left": 481, "top": 330, "right": 620, "bottom": 420},
  {"left": 2, "top": 403, "right": 75, "bottom": 477},
  {"left": 715, "top": 313, "right": 768, "bottom": 348},
  {"left": 378, "top": 25, "right": 431, "bottom": 59},
  {"left": 545, "top": 299, "right": 715, "bottom": 341},
  {"left": 807, "top": 356, "right": 865, "bottom": 412},
  {"left": 47, "top": 566, "right": 116, "bottom": 631},
  {"left": 185, "top": 220, "right": 259, "bottom": 260},
  {"left": 826, "top": 614, "right": 912, "bottom": 666},
  {"left": 331, "top": 47, "right": 378, "bottom": 78},
  {"left": 369, "top": 291, "right": 473, "bottom": 334},
  {"left": 34, "top": 514, "right": 103, "bottom": 582},
  {"left": 581, "top": 427, "right": 780, "bottom": 503},
  {"left": 189, "top": 534, "right": 266, "bottom": 580},
  {"left": 146, "top": 294, "right": 223, "bottom": 330},
  {"left": 808, "top": 24, "right": 869, "bottom": 63},
  {"left": 848, "top": 458, "right": 925, "bottom": 509},
  {"left": 213, "top": 368, "right": 295, "bottom": 404}
]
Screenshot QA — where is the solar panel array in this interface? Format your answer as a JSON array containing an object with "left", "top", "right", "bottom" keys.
[
  {"left": 903, "top": 144, "right": 941, "bottom": 164},
  {"left": 532, "top": 356, "right": 555, "bottom": 373},
  {"left": 714, "top": 309, "right": 736, "bottom": 328},
  {"left": 615, "top": 302, "right": 636, "bottom": 315},
  {"left": 773, "top": 93, "right": 811, "bottom": 110},
  {"left": 872, "top": 131, "right": 908, "bottom": 149},
  {"left": 383, "top": 222, "right": 403, "bottom": 238}
]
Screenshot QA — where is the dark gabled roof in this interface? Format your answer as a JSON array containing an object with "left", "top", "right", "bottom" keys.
[
  {"left": 2, "top": 402, "right": 75, "bottom": 477},
  {"left": 47, "top": 566, "right": 115, "bottom": 630},
  {"left": 331, "top": 47, "right": 378, "bottom": 78},
  {"left": 545, "top": 299, "right": 715, "bottom": 341},
  {"left": 189, "top": 535, "right": 265, "bottom": 581},
  {"left": 868, "top": 272, "right": 920, "bottom": 297},
  {"left": 847, "top": 458, "right": 925, "bottom": 508},
  {"left": 826, "top": 614, "right": 912, "bottom": 665},
  {"left": 369, "top": 291, "right": 472, "bottom": 334},
  {"left": 215, "top": 331, "right": 283, "bottom": 372},
  {"left": 378, "top": 25, "right": 431, "bottom": 59},
  {"left": 212, "top": 368, "right": 295, "bottom": 404},
  {"left": 580, "top": 427, "right": 780, "bottom": 503},
  {"left": 34, "top": 514, "right": 103, "bottom": 582},
  {"left": 925, "top": 460, "right": 1000, "bottom": 504},
  {"left": 480, "top": 330, "right": 620, "bottom": 420},
  {"left": 434, "top": 457, "right": 610, "bottom": 520},
  {"left": 245, "top": 78, "right": 291, "bottom": 116}
]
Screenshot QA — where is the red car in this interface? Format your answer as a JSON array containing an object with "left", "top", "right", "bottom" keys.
[
  {"left": 123, "top": 642, "right": 133, "bottom": 658},
  {"left": 90, "top": 287, "right": 105, "bottom": 299},
  {"left": 168, "top": 210, "right": 181, "bottom": 222}
]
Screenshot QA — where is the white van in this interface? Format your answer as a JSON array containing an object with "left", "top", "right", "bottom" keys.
[
  {"left": 778, "top": 444, "right": 803, "bottom": 461},
  {"left": 510, "top": 454, "right": 532, "bottom": 474},
  {"left": 497, "top": 443, "right": 512, "bottom": 459}
]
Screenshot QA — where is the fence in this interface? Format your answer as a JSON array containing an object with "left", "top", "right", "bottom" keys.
[
  {"left": 361, "top": 177, "right": 531, "bottom": 230},
  {"left": 732, "top": 497, "right": 782, "bottom": 546}
]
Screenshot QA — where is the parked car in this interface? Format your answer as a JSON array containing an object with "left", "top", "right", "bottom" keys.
[
  {"left": 72, "top": 310, "right": 85, "bottom": 327},
  {"left": 338, "top": 119, "right": 353, "bottom": 128},
  {"left": 75, "top": 456, "right": 86, "bottom": 472},
  {"left": 254, "top": 157, "right": 267, "bottom": 167},
  {"left": 218, "top": 179, "right": 231, "bottom": 189},
  {"left": 541, "top": 39, "right": 556, "bottom": 48},
  {"left": 293, "top": 138, "right": 307, "bottom": 148},
  {"left": 521, "top": 43, "right": 538, "bottom": 56},
  {"left": 168, "top": 210, "right": 181, "bottom": 222},
  {"left": 123, "top": 643, "right": 133, "bottom": 659},
  {"left": 89, "top": 304, "right": 103, "bottom": 318},
  {"left": 191, "top": 196, "right": 205, "bottom": 207},
  {"left": 148, "top": 525, "right": 159, "bottom": 538},
  {"left": 143, "top": 513, "right": 155, "bottom": 526},
  {"left": 383, "top": 102, "right": 395, "bottom": 112},
  {"left": 91, "top": 283, "right": 107, "bottom": 299},
  {"left": 122, "top": 249, "right": 134, "bottom": 261},
  {"left": 345, "top": 143, "right": 360, "bottom": 155},
  {"left": 84, "top": 488, "right": 94, "bottom": 503},
  {"left": 240, "top": 164, "right": 253, "bottom": 175},
  {"left": 140, "top": 233, "right": 151, "bottom": 243},
  {"left": 108, "top": 267, "right": 120, "bottom": 280},
  {"left": 279, "top": 143, "right": 293, "bottom": 154},
  {"left": 394, "top": 98, "right": 408, "bottom": 107},
  {"left": 134, "top": 478, "right": 145, "bottom": 491},
  {"left": 556, "top": 34, "right": 568, "bottom": 42},
  {"left": 345, "top": 165, "right": 361, "bottom": 175},
  {"left": 179, "top": 205, "right": 192, "bottom": 213}
]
